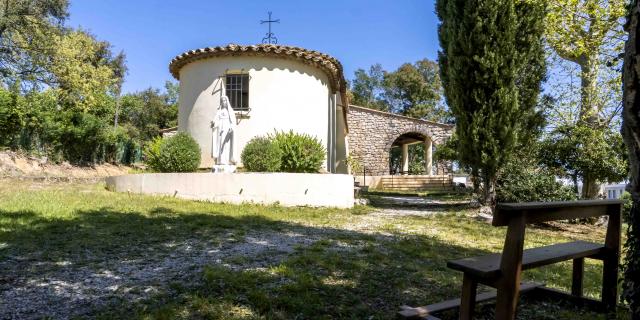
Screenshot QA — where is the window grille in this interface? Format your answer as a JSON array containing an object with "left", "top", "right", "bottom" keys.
[{"left": 225, "top": 74, "right": 249, "bottom": 111}]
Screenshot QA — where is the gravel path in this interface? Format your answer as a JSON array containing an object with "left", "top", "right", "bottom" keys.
[
  {"left": 0, "top": 231, "right": 323, "bottom": 320},
  {"left": 0, "top": 196, "right": 456, "bottom": 320}
]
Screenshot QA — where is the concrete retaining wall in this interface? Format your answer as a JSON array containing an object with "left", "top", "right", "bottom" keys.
[{"left": 105, "top": 173, "right": 354, "bottom": 208}]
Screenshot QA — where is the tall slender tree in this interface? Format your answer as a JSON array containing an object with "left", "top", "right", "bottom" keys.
[
  {"left": 436, "top": 0, "right": 547, "bottom": 207},
  {"left": 622, "top": 1, "right": 640, "bottom": 317}
]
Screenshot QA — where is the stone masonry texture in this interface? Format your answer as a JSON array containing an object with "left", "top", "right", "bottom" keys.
[{"left": 347, "top": 105, "right": 454, "bottom": 176}]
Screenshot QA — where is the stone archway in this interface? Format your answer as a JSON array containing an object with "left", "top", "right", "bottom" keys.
[
  {"left": 346, "top": 105, "right": 454, "bottom": 176},
  {"left": 388, "top": 132, "right": 433, "bottom": 175}
]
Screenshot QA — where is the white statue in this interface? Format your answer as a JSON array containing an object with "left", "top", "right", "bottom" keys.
[{"left": 211, "top": 96, "right": 237, "bottom": 171}]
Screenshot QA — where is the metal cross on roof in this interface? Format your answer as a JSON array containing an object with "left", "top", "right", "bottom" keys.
[{"left": 260, "top": 12, "right": 280, "bottom": 44}]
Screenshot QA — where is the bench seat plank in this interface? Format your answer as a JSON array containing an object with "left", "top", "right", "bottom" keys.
[{"left": 447, "top": 241, "right": 605, "bottom": 279}]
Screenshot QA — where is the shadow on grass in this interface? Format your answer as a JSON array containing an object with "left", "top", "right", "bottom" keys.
[{"left": 0, "top": 206, "right": 623, "bottom": 319}]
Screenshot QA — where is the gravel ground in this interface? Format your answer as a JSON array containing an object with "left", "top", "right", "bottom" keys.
[
  {"left": 0, "top": 195, "right": 454, "bottom": 320},
  {"left": 0, "top": 230, "right": 324, "bottom": 320}
]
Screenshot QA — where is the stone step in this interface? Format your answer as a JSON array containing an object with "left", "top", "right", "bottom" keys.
[
  {"left": 380, "top": 186, "right": 455, "bottom": 191},
  {"left": 380, "top": 179, "right": 451, "bottom": 183},
  {"left": 380, "top": 177, "right": 451, "bottom": 181},
  {"left": 380, "top": 182, "right": 453, "bottom": 186}
]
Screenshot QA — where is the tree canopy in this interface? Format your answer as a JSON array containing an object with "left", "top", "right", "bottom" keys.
[
  {"left": 0, "top": 1, "right": 176, "bottom": 165},
  {"left": 544, "top": 0, "right": 627, "bottom": 198},
  {"left": 349, "top": 58, "right": 449, "bottom": 123},
  {"left": 0, "top": 0, "right": 70, "bottom": 89}
]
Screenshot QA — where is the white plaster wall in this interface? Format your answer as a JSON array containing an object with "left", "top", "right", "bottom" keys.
[
  {"left": 105, "top": 173, "right": 354, "bottom": 208},
  {"left": 335, "top": 102, "right": 349, "bottom": 174},
  {"left": 178, "top": 56, "right": 332, "bottom": 169}
]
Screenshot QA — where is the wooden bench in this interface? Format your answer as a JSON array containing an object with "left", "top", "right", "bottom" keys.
[{"left": 398, "top": 200, "right": 622, "bottom": 320}]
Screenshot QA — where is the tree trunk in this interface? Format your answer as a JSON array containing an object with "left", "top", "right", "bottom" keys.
[
  {"left": 578, "top": 53, "right": 603, "bottom": 199},
  {"left": 622, "top": 3, "right": 640, "bottom": 318},
  {"left": 472, "top": 167, "right": 481, "bottom": 195},
  {"left": 479, "top": 173, "right": 497, "bottom": 210},
  {"left": 581, "top": 173, "right": 601, "bottom": 199},
  {"left": 578, "top": 53, "right": 601, "bottom": 123}
]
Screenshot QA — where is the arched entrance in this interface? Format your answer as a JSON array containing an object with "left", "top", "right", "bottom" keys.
[
  {"left": 346, "top": 105, "right": 453, "bottom": 176},
  {"left": 388, "top": 132, "right": 433, "bottom": 175}
]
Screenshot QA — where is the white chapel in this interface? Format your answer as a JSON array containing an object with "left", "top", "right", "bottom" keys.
[{"left": 169, "top": 44, "right": 350, "bottom": 173}]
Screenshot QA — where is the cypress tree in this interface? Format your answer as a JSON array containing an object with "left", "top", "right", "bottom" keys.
[{"left": 436, "top": 0, "right": 546, "bottom": 208}]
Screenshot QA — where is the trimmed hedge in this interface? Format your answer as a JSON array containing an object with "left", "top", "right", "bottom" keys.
[
  {"left": 241, "top": 136, "right": 282, "bottom": 172},
  {"left": 241, "top": 131, "right": 325, "bottom": 173},
  {"left": 144, "top": 132, "right": 201, "bottom": 172}
]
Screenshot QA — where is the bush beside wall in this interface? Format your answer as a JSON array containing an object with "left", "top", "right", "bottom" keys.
[
  {"left": 271, "top": 130, "right": 325, "bottom": 173},
  {"left": 241, "top": 131, "right": 326, "bottom": 173},
  {"left": 241, "top": 136, "right": 282, "bottom": 172},
  {"left": 144, "top": 132, "right": 200, "bottom": 173}
]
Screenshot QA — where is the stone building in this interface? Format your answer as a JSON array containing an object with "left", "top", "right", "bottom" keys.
[
  {"left": 347, "top": 105, "right": 454, "bottom": 176},
  {"left": 170, "top": 44, "right": 349, "bottom": 172},
  {"left": 169, "top": 43, "right": 453, "bottom": 175}
]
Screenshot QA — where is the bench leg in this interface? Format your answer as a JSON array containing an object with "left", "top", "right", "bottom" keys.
[
  {"left": 601, "top": 256, "right": 618, "bottom": 311},
  {"left": 572, "top": 258, "right": 584, "bottom": 297},
  {"left": 459, "top": 274, "right": 477, "bottom": 320},
  {"left": 495, "top": 215, "right": 525, "bottom": 320}
]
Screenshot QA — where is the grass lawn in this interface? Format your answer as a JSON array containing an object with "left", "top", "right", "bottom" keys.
[{"left": 0, "top": 179, "right": 630, "bottom": 319}]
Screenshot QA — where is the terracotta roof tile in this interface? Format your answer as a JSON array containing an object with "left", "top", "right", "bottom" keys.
[{"left": 169, "top": 43, "right": 347, "bottom": 94}]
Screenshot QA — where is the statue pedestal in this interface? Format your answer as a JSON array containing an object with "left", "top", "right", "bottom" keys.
[{"left": 212, "top": 164, "right": 237, "bottom": 174}]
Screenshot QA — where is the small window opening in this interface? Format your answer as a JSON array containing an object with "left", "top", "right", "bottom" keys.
[{"left": 225, "top": 74, "right": 249, "bottom": 111}]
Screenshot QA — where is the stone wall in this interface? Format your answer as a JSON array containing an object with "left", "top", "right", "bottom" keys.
[{"left": 346, "top": 105, "right": 454, "bottom": 175}]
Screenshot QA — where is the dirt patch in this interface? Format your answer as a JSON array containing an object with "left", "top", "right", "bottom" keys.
[{"left": 0, "top": 151, "right": 131, "bottom": 180}]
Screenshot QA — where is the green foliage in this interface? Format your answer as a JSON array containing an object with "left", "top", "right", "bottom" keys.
[
  {"left": 497, "top": 158, "right": 577, "bottom": 203},
  {"left": 545, "top": 0, "right": 626, "bottom": 199},
  {"left": 545, "top": 0, "right": 625, "bottom": 125},
  {"left": 433, "top": 134, "right": 458, "bottom": 163},
  {"left": 150, "top": 132, "right": 201, "bottom": 173},
  {"left": 48, "top": 29, "right": 123, "bottom": 113},
  {"left": 540, "top": 124, "right": 628, "bottom": 195},
  {"left": 345, "top": 154, "right": 363, "bottom": 174},
  {"left": 0, "top": 79, "right": 176, "bottom": 165},
  {"left": 0, "top": 0, "right": 70, "bottom": 89},
  {"left": 350, "top": 64, "right": 387, "bottom": 111},
  {"left": 349, "top": 59, "right": 450, "bottom": 123},
  {"left": 623, "top": 202, "right": 640, "bottom": 316},
  {"left": 436, "top": 0, "right": 547, "bottom": 205},
  {"left": 384, "top": 60, "right": 448, "bottom": 122},
  {"left": 143, "top": 136, "right": 164, "bottom": 172},
  {"left": 271, "top": 131, "right": 325, "bottom": 173},
  {"left": 119, "top": 85, "right": 178, "bottom": 142},
  {"left": 621, "top": 192, "right": 632, "bottom": 224},
  {"left": 241, "top": 136, "right": 283, "bottom": 172},
  {"left": 0, "top": 3, "right": 172, "bottom": 165}
]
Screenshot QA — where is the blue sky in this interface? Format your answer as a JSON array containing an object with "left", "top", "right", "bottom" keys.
[{"left": 67, "top": 0, "right": 440, "bottom": 94}]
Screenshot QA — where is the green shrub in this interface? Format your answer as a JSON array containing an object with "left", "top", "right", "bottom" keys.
[
  {"left": 346, "top": 154, "right": 363, "bottom": 174},
  {"left": 271, "top": 130, "right": 325, "bottom": 173},
  {"left": 241, "top": 136, "right": 282, "bottom": 172},
  {"left": 145, "top": 132, "right": 201, "bottom": 172},
  {"left": 143, "top": 136, "right": 164, "bottom": 171},
  {"left": 497, "top": 160, "right": 577, "bottom": 203},
  {"left": 621, "top": 191, "right": 632, "bottom": 224}
]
